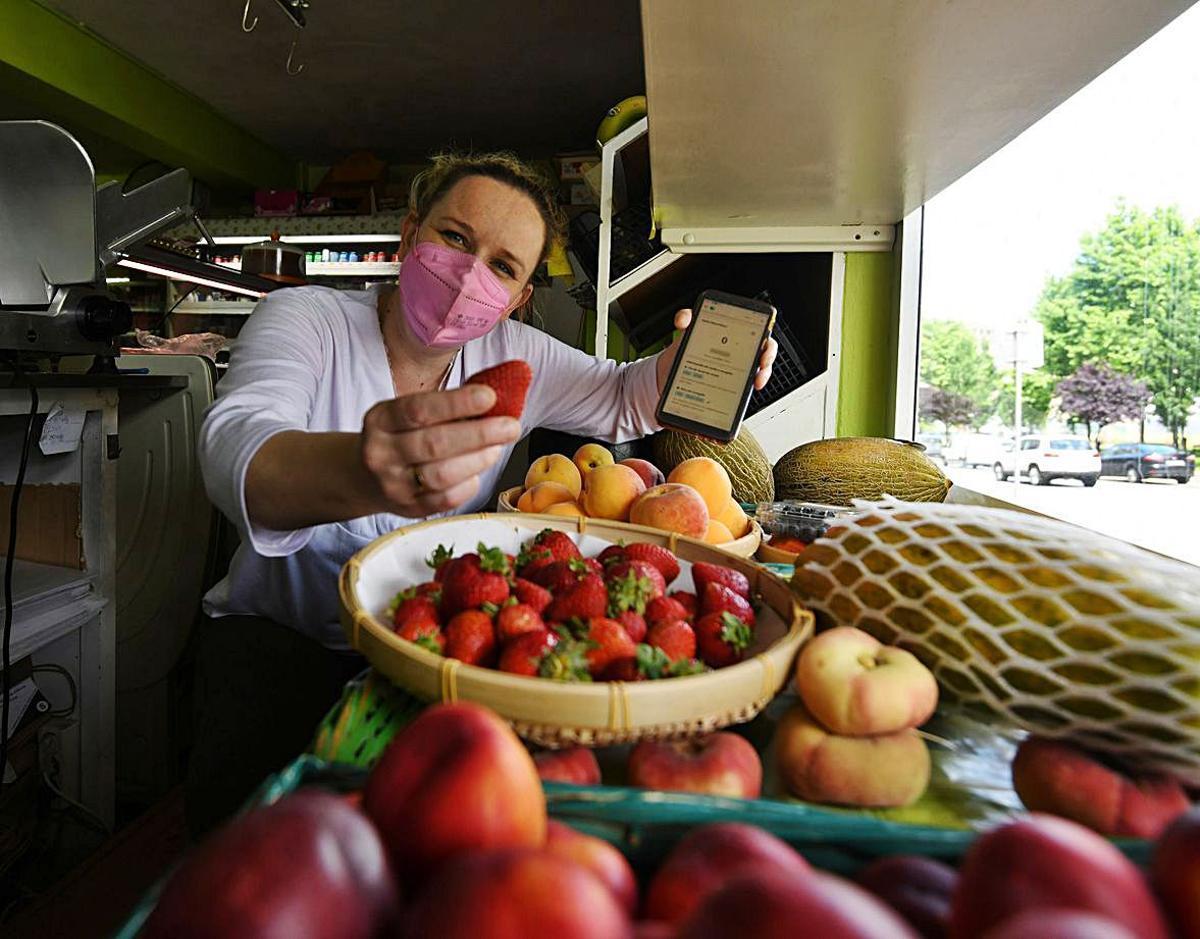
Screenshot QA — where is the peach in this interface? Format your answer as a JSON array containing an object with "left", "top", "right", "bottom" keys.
[
  {"left": 362, "top": 702, "right": 546, "bottom": 880},
  {"left": 704, "top": 519, "right": 734, "bottom": 543},
  {"left": 545, "top": 820, "right": 638, "bottom": 913},
  {"left": 677, "top": 868, "right": 919, "bottom": 939},
  {"left": 644, "top": 822, "right": 811, "bottom": 926},
  {"left": 405, "top": 848, "right": 632, "bottom": 939},
  {"left": 857, "top": 855, "right": 957, "bottom": 939},
  {"left": 774, "top": 704, "right": 930, "bottom": 808},
  {"left": 628, "top": 733, "right": 762, "bottom": 799},
  {"left": 668, "top": 457, "right": 732, "bottom": 515},
  {"left": 580, "top": 463, "right": 646, "bottom": 520},
  {"left": 1151, "top": 807, "right": 1200, "bottom": 939},
  {"left": 546, "top": 501, "right": 586, "bottom": 518},
  {"left": 619, "top": 458, "right": 666, "bottom": 489},
  {"left": 629, "top": 483, "right": 710, "bottom": 539},
  {"left": 525, "top": 453, "right": 582, "bottom": 499},
  {"left": 1012, "top": 736, "right": 1190, "bottom": 839},
  {"left": 517, "top": 481, "right": 577, "bottom": 513},
  {"left": 981, "top": 909, "right": 1140, "bottom": 939},
  {"left": 715, "top": 498, "right": 751, "bottom": 538},
  {"left": 533, "top": 747, "right": 602, "bottom": 786},
  {"left": 950, "top": 814, "right": 1170, "bottom": 939},
  {"left": 795, "top": 626, "right": 938, "bottom": 736},
  {"left": 574, "top": 443, "right": 615, "bottom": 478}
]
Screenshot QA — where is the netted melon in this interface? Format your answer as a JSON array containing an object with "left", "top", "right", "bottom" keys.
[
  {"left": 790, "top": 499, "right": 1200, "bottom": 784},
  {"left": 651, "top": 428, "right": 774, "bottom": 503},
  {"left": 774, "top": 438, "right": 951, "bottom": 506}
]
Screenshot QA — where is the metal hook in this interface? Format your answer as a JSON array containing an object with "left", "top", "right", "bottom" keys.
[
  {"left": 285, "top": 39, "right": 305, "bottom": 75},
  {"left": 241, "top": 0, "right": 258, "bottom": 32}
]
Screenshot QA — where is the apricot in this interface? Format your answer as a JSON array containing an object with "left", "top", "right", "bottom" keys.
[
  {"left": 525, "top": 454, "right": 582, "bottom": 499},
  {"left": 580, "top": 463, "right": 646, "bottom": 521},
  {"left": 668, "top": 457, "right": 733, "bottom": 515},
  {"left": 517, "top": 481, "right": 577, "bottom": 513}
]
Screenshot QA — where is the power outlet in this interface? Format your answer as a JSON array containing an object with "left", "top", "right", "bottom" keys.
[{"left": 38, "top": 727, "right": 61, "bottom": 779}]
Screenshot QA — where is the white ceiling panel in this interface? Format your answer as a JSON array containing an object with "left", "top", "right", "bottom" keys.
[{"left": 642, "top": 0, "right": 1195, "bottom": 231}]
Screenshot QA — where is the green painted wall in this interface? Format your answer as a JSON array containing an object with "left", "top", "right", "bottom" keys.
[
  {"left": 837, "top": 250, "right": 900, "bottom": 437},
  {"left": 0, "top": 0, "right": 295, "bottom": 189}
]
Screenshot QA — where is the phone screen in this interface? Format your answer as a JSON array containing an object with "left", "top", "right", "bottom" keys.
[{"left": 659, "top": 296, "right": 769, "bottom": 435}]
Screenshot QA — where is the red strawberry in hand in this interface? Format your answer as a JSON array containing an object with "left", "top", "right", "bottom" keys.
[
  {"left": 444, "top": 610, "right": 497, "bottom": 666},
  {"left": 695, "top": 611, "right": 753, "bottom": 668},
  {"left": 545, "top": 574, "right": 608, "bottom": 623},
  {"left": 669, "top": 590, "right": 698, "bottom": 620},
  {"left": 691, "top": 562, "right": 750, "bottom": 600},
  {"left": 624, "top": 543, "right": 681, "bottom": 586},
  {"left": 646, "top": 619, "right": 696, "bottom": 662},
  {"left": 700, "top": 582, "right": 757, "bottom": 626},
  {"left": 496, "top": 603, "right": 545, "bottom": 643},
  {"left": 498, "top": 629, "right": 557, "bottom": 676},
  {"left": 465, "top": 360, "right": 533, "bottom": 419},
  {"left": 645, "top": 596, "right": 688, "bottom": 627},
  {"left": 616, "top": 610, "right": 647, "bottom": 644},
  {"left": 581, "top": 617, "right": 638, "bottom": 679},
  {"left": 512, "top": 578, "right": 552, "bottom": 614},
  {"left": 397, "top": 618, "right": 445, "bottom": 655}
]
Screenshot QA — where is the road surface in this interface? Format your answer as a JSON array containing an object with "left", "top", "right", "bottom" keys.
[{"left": 946, "top": 466, "right": 1200, "bottom": 567}]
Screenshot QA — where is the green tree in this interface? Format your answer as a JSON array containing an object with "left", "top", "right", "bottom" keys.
[
  {"left": 994, "top": 369, "right": 1054, "bottom": 432},
  {"left": 919, "top": 320, "right": 998, "bottom": 427},
  {"left": 1033, "top": 203, "right": 1200, "bottom": 445}
]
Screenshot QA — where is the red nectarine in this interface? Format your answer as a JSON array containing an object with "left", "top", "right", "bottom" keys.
[{"left": 362, "top": 702, "right": 545, "bottom": 880}]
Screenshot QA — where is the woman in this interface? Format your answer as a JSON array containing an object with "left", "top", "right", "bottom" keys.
[{"left": 188, "top": 152, "right": 776, "bottom": 830}]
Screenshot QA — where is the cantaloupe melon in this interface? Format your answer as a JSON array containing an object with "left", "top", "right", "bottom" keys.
[{"left": 773, "top": 438, "right": 950, "bottom": 505}]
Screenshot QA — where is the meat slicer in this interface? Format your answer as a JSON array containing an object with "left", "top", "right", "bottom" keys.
[{"left": 0, "top": 120, "right": 275, "bottom": 358}]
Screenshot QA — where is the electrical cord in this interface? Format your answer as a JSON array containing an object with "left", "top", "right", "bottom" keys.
[
  {"left": 1, "top": 376, "right": 38, "bottom": 782},
  {"left": 151, "top": 283, "right": 199, "bottom": 333}
]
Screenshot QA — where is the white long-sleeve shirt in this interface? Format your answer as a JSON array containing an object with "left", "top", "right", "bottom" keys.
[{"left": 199, "top": 285, "right": 662, "bottom": 647}]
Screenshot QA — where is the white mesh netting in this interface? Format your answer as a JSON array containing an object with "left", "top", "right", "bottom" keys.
[{"left": 790, "top": 500, "right": 1200, "bottom": 785}]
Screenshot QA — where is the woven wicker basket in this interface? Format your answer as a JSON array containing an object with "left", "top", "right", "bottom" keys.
[
  {"left": 497, "top": 485, "right": 763, "bottom": 559},
  {"left": 339, "top": 513, "right": 811, "bottom": 747}
]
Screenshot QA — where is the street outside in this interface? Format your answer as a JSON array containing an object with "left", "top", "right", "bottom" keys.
[{"left": 945, "top": 465, "right": 1200, "bottom": 568}]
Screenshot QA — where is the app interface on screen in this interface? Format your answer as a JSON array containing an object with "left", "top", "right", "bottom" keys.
[{"left": 661, "top": 298, "right": 765, "bottom": 430}]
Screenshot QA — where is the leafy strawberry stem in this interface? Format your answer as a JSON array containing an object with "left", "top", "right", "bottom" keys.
[{"left": 719, "top": 611, "right": 753, "bottom": 651}]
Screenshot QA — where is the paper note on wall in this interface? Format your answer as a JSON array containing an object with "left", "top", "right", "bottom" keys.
[{"left": 39, "top": 402, "right": 85, "bottom": 455}]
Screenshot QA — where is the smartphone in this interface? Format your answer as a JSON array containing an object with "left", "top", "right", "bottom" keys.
[{"left": 655, "top": 289, "right": 777, "bottom": 443}]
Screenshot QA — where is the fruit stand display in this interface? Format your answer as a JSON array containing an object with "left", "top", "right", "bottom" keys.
[{"left": 115, "top": 422, "right": 1199, "bottom": 938}]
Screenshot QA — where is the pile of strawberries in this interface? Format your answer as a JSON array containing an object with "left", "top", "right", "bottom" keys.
[{"left": 386, "top": 529, "right": 760, "bottom": 682}]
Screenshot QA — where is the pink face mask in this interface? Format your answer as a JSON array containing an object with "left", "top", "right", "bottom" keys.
[{"left": 397, "top": 241, "right": 512, "bottom": 349}]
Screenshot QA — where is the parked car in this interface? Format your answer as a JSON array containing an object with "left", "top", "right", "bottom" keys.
[
  {"left": 957, "top": 433, "right": 1006, "bottom": 469},
  {"left": 915, "top": 434, "right": 946, "bottom": 465},
  {"left": 1099, "top": 443, "right": 1194, "bottom": 483},
  {"left": 994, "top": 435, "right": 1101, "bottom": 486}
]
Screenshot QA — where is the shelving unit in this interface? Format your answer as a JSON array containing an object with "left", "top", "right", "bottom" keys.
[
  {"left": 0, "top": 386, "right": 118, "bottom": 827},
  {"left": 582, "top": 117, "right": 843, "bottom": 459}
]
